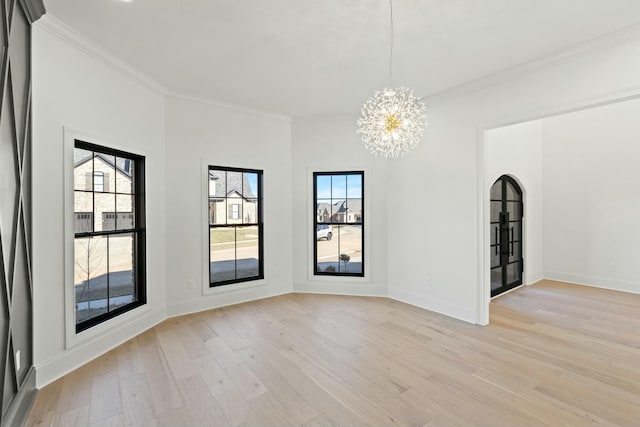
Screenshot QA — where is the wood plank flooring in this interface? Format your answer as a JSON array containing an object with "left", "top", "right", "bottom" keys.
[{"left": 27, "top": 280, "right": 640, "bottom": 426}]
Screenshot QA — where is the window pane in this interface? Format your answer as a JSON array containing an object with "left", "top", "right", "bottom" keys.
[
  {"left": 236, "top": 226, "right": 259, "bottom": 279},
  {"left": 74, "top": 148, "right": 93, "bottom": 191},
  {"left": 346, "top": 199, "right": 362, "bottom": 223},
  {"left": 116, "top": 195, "right": 134, "bottom": 230},
  {"left": 94, "top": 193, "right": 116, "bottom": 231},
  {"left": 316, "top": 199, "right": 332, "bottom": 223},
  {"left": 331, "top": 201, "right": 345, "bottom": 223},
  {"left": 94, "top": 153, "right": 115, "bottom": 193},
  {"left": 210, "top": 170, "right": 226, "bottom": 196},
  {"left": 244, "top": 172, "right": 258, "bottom": 198},
  {"left": 228, "top": 200, "right": 242, "bottom": 223},
  {"left": 316, "top": 175, "right": 332, "bottom": 199},
  {"left": 331, "top": 175, "right": 347, "bottom": 199},
  {"left": 316, "top": 224, "right": 339, "bottom": 273},
  {"left": 226, "top": 171, "right": 243, "bottom": 195},
  {"left": 347, "top": 175, "right": 362, "bottom": 198},
  {"left": 74, "top": 236, "right": 108, "bottom": 324},
  {"left": 108, "top": 234, "right": 135, "bottom": 311},
  {"left": 243, "top": 199, "right": 258, "bottom": 223},
  {"left": 115, "top": 157, "right": 134, "bottom": 194},
  {"left": 339, "top": 224, "right": 362, "bottom": 274},
  {"left": 209, "top": 199, "right": 226, "bottom": 225},
  {"left": 74, "top": 191, "right": 93, "bottom": 232},
  {"left": 210, "top": 228, "right": 236, "bottom": 283}
]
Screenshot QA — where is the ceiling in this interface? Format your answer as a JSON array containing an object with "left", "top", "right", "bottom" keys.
[{"left": 44, "top": 0, "right": 640, "bottom": 117}]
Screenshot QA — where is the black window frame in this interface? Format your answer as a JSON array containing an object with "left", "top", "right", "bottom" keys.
[
  {"left": 313, "top": 171, "right": 365, "bottom": 277},
  {"left": 73, "top": 139, "right": 147, "bottom": 333},
  {"left": 208, "top": 165, "right": 264, "bottom": 287}
]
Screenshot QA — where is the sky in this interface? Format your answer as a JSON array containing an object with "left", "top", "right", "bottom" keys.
[{"left": 316, "top": 174, "right": 362, "bottom": 201}]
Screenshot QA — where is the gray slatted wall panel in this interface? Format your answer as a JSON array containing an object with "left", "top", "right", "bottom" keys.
[{"left": 0, "top": 0, "right": 43, "bottom": 425}]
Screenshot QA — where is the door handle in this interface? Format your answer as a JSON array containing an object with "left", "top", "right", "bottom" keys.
[
  {"left": 510, "top": 227, "right": 514, "bottom": 256},
  {"left": 494, "top": 227, "right": 498, "bottom": 255}
]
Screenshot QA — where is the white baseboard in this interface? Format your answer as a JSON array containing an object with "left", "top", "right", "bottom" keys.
[
  {"left": 387, "top": 288, "right": 478, "bottom": 324},
  {"left": 35, "top": 308, "right": 166, "bottom": 388},
  {"left": 166, "top": 288, "right": 291, "bottom": 318},
  {"left": 293, "top": 281, "right": 387, "bottom": 297},
  {"left": 544, "top": 272, "right": 640, "bottom": 294}
]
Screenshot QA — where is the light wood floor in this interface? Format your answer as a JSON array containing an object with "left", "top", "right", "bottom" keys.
[{"left": 27, "top": 280, "right": 640, "bottom": 427}]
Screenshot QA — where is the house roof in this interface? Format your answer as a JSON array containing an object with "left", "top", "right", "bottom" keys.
[
  {"left": 209, "top": 170, "right": 256, "bottom": 199},
  {"left": 316, "top": 200, "right": 362, "bottom": 215},
  {"left": 74, "top": 150, "right": 133, "bottom": 177}
]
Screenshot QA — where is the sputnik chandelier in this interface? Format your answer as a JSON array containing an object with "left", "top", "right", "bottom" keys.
[{"left": 357, "top": 0, "right": 427, "bottom": 158}]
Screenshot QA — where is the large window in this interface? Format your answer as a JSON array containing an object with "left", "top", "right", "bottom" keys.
[
  {"left": 314, "top": 171, "right": 364, "bottom": 276},
  {"left": 73, "top": 140, "right": 146, "bottom": 332},
  {"left": 209, "top": 166, "right": 263, "bottom": 286}
]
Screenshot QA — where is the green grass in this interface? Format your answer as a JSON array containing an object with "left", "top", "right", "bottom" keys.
[{"left": 211, "top": 227, "right": 259, "bottom": 247}]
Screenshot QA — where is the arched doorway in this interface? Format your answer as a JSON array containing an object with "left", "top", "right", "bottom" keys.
[{"left": 490, "top": 175, "right": 524, "bottom": 297}]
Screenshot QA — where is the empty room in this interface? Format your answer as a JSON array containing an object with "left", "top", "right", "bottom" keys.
[{"left": 1, "top": 0, "right": 639, "bottom": 426}]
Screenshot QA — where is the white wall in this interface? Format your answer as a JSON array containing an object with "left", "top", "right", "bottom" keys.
[
  {"left": 32, "top": 18, "right": 167, "bottom": 387},
  {"left": 291, "top": 116, "right": 388, "bottom": 296},
  {"left": 164, "top": 95, "right": 293, "bottom": 316},
  {"left": 486, "top": 121, "right": 544, "bottom": 286},
  {"left": 387, "top": 34, "right": 640, "bottom": 324},
  {"left": 542, "top": 98, "right": 640, "bottom": 293}
]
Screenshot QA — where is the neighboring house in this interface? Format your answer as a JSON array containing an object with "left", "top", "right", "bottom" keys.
[
  {"left": 209, "top": 170, "right": 258, "bottom": 224},
  {"left": 316, "top": 200, "right": 362, "bottom": 223},
  {"left": 74, "top": 151, "right": 134, "bottom": 232}
]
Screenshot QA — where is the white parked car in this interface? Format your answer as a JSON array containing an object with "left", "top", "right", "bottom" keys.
[{"left": 316, "top": 224, "right": 333, "bottom": 240}]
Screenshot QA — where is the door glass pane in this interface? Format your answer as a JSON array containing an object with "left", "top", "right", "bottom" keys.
[
  {"left": 491, "top": 268, "right": 502, "bottom": 291},
  {"left": 506, "top": 181, "right": 519, "bottom": 200},
  {"left": 490, "top": 182, "right": 501, "bottom": 200},
  {"left": 491, "top": 244, "right": 501, "bottom": 268},
  {"left": 490, "top": 201, "right": 501, "bottom": 222},
  {"left": 508, "top": 242, "right": 522, "bottom": 264},
  {"left": 236, "top": 226, "right": 260, "bottom": 279},
  {"left": 506, "top": 262, "right": 521, "bottom": 285},
  {"left": 490, "top": 223, "right": 499, "bottom": 245},
  {"left": 506, "top": 201, "right": 521, "bottom": 219},
  {"left": 508, "top": 222, "right": 522, "bottom": 242}
]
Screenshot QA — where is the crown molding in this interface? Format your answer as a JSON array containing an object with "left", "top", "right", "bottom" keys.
[
  {"left": 35, "top": 14, "right": 169, "bottom": 95},
  {"left": 168, "top": 91, "right": 292, "bottom": 122},
  {"left": 425, "top": 23, "right": 640, "bottom": 103}
]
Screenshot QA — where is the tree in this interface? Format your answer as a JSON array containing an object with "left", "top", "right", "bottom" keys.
[
  {"left": 75, "top": 237, "right": 106, "bottom": 318},
  {"left": 339, "top": 253, "right": 350, "bottom": 272}
]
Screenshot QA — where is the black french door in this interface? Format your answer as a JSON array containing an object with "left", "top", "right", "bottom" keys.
[{"left": 490, "top": 176, "right": 524, "bottom": 297}]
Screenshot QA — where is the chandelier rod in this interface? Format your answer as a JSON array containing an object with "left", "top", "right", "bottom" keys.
[{"left": 388, "top": 0, "right": 395, "bottom": 86}]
